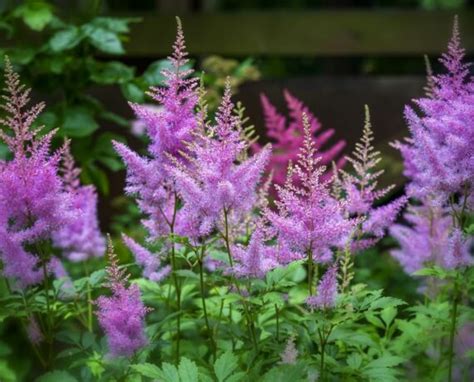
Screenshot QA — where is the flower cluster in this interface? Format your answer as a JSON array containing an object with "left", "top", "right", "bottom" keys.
[
  {"left": 392, "top": 19, "right": 473, "bottom": 205},
  {"left": 0, "top": 58, "right": 71, "bottom": 288},
  {"left": 390, "top": 20, "right": 473, "bottom": 273},
  {"left": 306, "top": 264, "right": 338, "bottom": 310},
  {"left": 114, "top": 18, "right": 199, "bottom": 240},
  {"left": 96, "top": 239, "right": 150, "bottom": 358},
  {"left": 336, "top": 106, "right": 407, "bottom": 251},
  {"left": 169, "top": 82, "right": 270, "bottom": 240},
  {"left": 266, "top": 114, "right": 355, "bottom": 264},
  {"left": 122, "top": 234, "right": 171, "bottom": 282},
  {"left": 253, "top": 90, "right": 346, "bottom": 187},
  {"left": 53, "top": 142, "right": 105, "bottom": 262}
]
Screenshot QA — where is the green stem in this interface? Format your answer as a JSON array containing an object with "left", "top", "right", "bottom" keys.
[
  {"left": 222, "top": 208, "right": 258, "bottom": 352},
  {"left": 275, "top": 304, "right": 280, "bottom": 342},
  {"left": 198, "top": 245, "right": 216, "bottom": 360},
  {"left": 447, "top": 281, "right": 460, "bottom": 382},
  {"left": 169, "top": 194, "right": 181, "bottom": 363},
  {"left": 307, "top": 248, "right": 314, "bottom": 295},
  {"left": 84, "top": 262, "right": 93, "bottom": 332}
]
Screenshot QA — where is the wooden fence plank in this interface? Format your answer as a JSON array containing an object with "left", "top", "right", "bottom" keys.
[{"left": 124, "top": 10, "right": 474, "bottom": 56}]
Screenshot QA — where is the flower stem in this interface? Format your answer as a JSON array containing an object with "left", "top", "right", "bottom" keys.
[
  {"left": 169, "top": 193, "right": 181, "bottom": 363},
  {"left": 198, "top": 245, "right": 217, "bottom": 360},
  {"left": 307, "top": 248, "right": 314, "bottom": 295},
  {"left": 222, "top": 208, "right": 258, "bottom": 352},
  {"left": 447, "top": 280, "right": 460, "bottom": 382}
]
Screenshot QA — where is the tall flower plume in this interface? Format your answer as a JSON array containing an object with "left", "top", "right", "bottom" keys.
[
  {"left": 113, "top": 18, "right": 199, "bottom": 240},
  {"left": 391, "top": 19, "right": 474, "bottom": 205},
  {"left": 96, "top": 238, "right": 150, "bottom": 358},
  {"left": 266, "top": 113, "right": 355, "bottom": 265},
  {"left": 337, "top": 106, "right": 407, "bottom": 251},
  {"left": 53, "top": 141, "right": 105, "bottom": 262},
  {"left": 169, "top": 81, "right": 271, "bottom": 240},
  {"left": 0, "top": 57, "right": 71, "bottom": 288},
  {"left": 306, "top": 264, "right": 339, "bottom": 310},
  {"left": 253, "top": 90, "right": 346, "bottom": 187}
]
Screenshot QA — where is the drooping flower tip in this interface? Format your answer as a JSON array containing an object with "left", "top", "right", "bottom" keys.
[{"left": 122, "top": 234, "right": 170, "bottom": 282}]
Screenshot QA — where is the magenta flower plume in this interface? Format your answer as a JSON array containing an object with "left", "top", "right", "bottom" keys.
[
  {"left": 266, "top": 114, "right": 355, "bottom": 264},
  {"left": 0, "top": 58, "right": 71, "bottom": 288},
  {"left": 389, "top": 204, "right": 472, "bottom": 273},
  {"left": 122, "top": 234, "right": 171, "bottom": 282},
  {"left": 169, "top": 82, "right": 271, "bottom": 239},
  {"left": 96, "top": 239, "right": 150, "bottom": 358},
  {"left": 232, "top": 228, "right": 278, "bottom": 278},
  {"left": 391, "top": 19, "right": 474, "bottom": 204},
  {"left": 253, "top": 90, "right": 346, "bottom": 187},
  {"left": 53, "top": 142, "right": 105, "bottom": 262},
  {"left": 306, "top": 264, "right": 338, "bottom": 310},
  {"left": 114, "top": 18, "right": 198, "bottom": 240}
]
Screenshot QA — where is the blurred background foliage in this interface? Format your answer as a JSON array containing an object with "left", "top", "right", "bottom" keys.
[{"left": 0, "top": 0, "right": 472, "bottom": 322}]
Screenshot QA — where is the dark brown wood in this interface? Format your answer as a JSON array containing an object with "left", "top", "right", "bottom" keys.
[{"left": 123, "top": 11, "right": 474, "bottom": 57}]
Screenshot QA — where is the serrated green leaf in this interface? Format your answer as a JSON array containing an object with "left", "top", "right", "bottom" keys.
[
  {"left": 178, "top": 358, "right": 199, "bottom": 382},
  {"left": 364, "top": 355, "right": 405, "bottom": 369},
  {"left": 130, "top": 363, "right": 163, "bottom": 379},
  {"left": 214, "top": 351, "right": 238, "bottom": 382},
  {"left": 91, "top": 61, "right": 135, "bottom": 84},
  {"left": 161, "top": 362, "right": 180, "bottom": 382},
  {"left": 347, "top": 353, "right": 363, "bottom": 370}
]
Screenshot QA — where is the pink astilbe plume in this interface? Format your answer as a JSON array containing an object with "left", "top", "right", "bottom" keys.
[
  {"left": 253, "top": 90, "right": 346, "bottom": 187},
  {"left": 391, "top": 19, "right": 474, "bottom": 204},
  {"left": 53, "top": 141, "right": 105, "bottom": 262},
  {"left": 389, "top": 204, "right": 472, "bottom": 274},
  {"left": 337, "top": 106, "right": 407, "bottom": 250},
  {"left": 113, "top": 18, "right": 198, "bottom": 240},
  {"left": 169, "top": 82, "right": 271, "bottom": 240},
  {"left": 231, "top": 227, "right": 278, "bottom": 278},
  {"left": 122, "top": 234, "right": 171, "bottom": 282},
  {"left": 266, "top": 114, "right": 355, "bottom": 264},
  {"left": 306, "top": 263, "right": 339, "bottom": 310},
  {"left": 0, "top": 58, "right": 71, "bottom": 288},
  {"left": 96, "top": 238, "right": 150, "bottom": 358}
]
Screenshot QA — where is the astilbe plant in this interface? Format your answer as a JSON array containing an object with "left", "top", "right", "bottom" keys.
[
  {"left": 0, "top": 57, "right": 72, "bottom": 288},
  {"left": 266, "top": 113, "right": 355, "bottom": 295},
  {"left": 389, "top": 19, "right": 473, "bottom": 382},
  {"left": 96, "top": 238, "right": 150, "bottom": 358},
  {"left": 113, "top": 17, "right": 199, "bottom": 240},
  {"left": 253, "top": 90, "right": 346, "bottom": 187}
]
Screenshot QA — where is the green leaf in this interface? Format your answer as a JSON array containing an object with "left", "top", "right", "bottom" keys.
[
  {"left": 214, "top": 351, "right": 238, "bottom": 382},
  {"left": 347, "top": 353, "right": 363, "bottom": 370},
  {"left": 91, "top": 61, "right": 135, "bottom": 85},
  {"left": 83, "top": 25, "right": 124, "bottom": 54},
  {"left": 49, "top": 27, "right": 83, "bottom": 52},
  {"left": 161, "top": 362, "right": 180, "bottom": 382},
  {"left": 369, "top": 297, "right": 405, "bottom": 310},
  {"left": 130, "top": 363, "right": 163, "bottom": 379},
  {"left": 14, "top": 1, "right": 53, "bottom": 31},
  {"left": 413, "top": 266, "right": 450, "bottom": 279},
  {"left": 121, "top": 82, "right": 145, "bottom": 103},
  {"left": 381, "top": 306, "right": 398, "bottom": 327},
  {"left": 365, "top": 312, "right": 385, "bottom": 329},
  {"left": 91, "top": 17, "right": 138, "bottom": 33},
  {"left": 178, "top": 358, "right": 198, "bottom": 382},
  {"left": 36, "top": 370, "right": 78, "bottom": 382},
  {"left": 62, "top": 106, "right": 99, "bottom": 138},
  {"left": 364, "top": 355, "right": 405, "bottom": 369}
]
